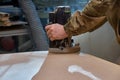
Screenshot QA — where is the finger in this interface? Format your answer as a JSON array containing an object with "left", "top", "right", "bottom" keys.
[
  {"left": 47, "top": 29, "right": 52, "bottom": 35},
  {"left": 50, "top": 37, "right": 55, "bottom": 41},
  {"left": 47, "top": 30, "right": 54, "bottom": 39},
  {"left": 48, "top": 33, "right": 52, "bottom": 39},
  {"left": 45, "top": 25, "right": 51, "bottom": 31},
  {"left": 48, "top": 33, "right": 55, "bottom": 41}
]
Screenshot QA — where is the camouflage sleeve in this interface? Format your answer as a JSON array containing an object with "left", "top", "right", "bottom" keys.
[{"left": 64, "top": 0, "right": 111, "bottom": 37}]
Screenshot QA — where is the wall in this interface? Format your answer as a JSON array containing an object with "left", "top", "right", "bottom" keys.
[{"left": 72, "top": 22, "right": 120, "bottom": 63}]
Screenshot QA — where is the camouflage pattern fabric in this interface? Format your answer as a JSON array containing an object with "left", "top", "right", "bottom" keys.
[{"left": 64, "top": 0, "right": 120, "bottom": 44}]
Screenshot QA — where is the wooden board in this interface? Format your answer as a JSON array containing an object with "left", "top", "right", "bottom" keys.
[{"left": 32, "top": 53, "right": 120, "bottom": 80}]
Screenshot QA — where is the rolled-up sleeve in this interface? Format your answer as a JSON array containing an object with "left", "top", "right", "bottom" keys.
[{"left": 64, "top": 0, "right": 111, "bottom": 36}]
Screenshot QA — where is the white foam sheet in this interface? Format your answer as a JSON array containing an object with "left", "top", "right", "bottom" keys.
[{"left": 0, "top": 51, "right": 48, "bottom": 80}]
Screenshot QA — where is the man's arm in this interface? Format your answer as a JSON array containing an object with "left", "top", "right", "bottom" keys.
[
  {"left": 45, "top": 0, "right": 111, "bottom": 40},
  {"left": 64, "top": 0, "right": 111, "bottom": 37}
]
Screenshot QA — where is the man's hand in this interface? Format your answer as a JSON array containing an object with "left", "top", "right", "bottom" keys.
[{"left": 45, "top": 23, "right": 68, "bottom": 41}]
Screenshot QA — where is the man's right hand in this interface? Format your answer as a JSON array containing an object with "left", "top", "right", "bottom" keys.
[{"left": 45, "top": 23, "right": 68, "bottom": 41}]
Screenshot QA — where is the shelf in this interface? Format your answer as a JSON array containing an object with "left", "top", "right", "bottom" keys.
[{"left": 0, "top": 25, "right": 28, "bottom": 37}]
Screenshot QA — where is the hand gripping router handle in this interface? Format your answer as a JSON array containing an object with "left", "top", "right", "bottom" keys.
[{"left": 48, "top": 6, "right": 80, "bottom": 53}]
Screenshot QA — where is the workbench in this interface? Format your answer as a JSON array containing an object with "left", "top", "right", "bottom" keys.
[{"left": 0, "top": 51, "right": 120, "bottom": 80}]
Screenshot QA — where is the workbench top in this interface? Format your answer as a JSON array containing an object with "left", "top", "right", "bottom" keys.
[{"left": 0, "top": 51, "right": 120, "bottom": 80}]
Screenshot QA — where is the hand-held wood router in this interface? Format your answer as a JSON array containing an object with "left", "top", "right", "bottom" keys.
[{"left": 48, "top": 6, "right": 80, "bottom": 53}]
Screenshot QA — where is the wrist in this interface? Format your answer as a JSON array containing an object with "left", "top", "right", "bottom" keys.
[{"left": 63, "top": 23, "right": 72, "bottom": 37}]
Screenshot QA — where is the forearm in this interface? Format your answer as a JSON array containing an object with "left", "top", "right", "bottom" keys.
[{"left": 64, "top": 0, "right": 110, "bottom": 37}]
